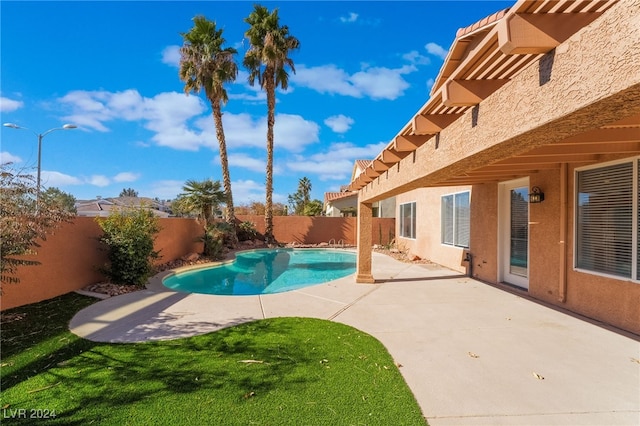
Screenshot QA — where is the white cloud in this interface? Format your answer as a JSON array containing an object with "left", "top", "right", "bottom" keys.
[
  {"left": 40, "top": 170, "right": 83, "bottom": 187},
  {"left": 57, "top": 89, "right": 319, "bottom": 154},
  {"left": 293, "top": 64, "right": 414, "bottom": 100},
  {"left": 113, "top": 172, "right": 141, "bottom": 183},
  {"left": 228, "top": 153, "right": 266, "bottom": 173},
  {"left": 161, "top": 45, "right": 181, "bottom": 67},
  {"left": 0, "top": 96, "right": 24, "bottom": 112},
  {"left": 227, "top": 153, "right": 283, "bottom": 175},
  {"left": 288, "top": 158, "right": 354, "bottom": 181},
  {"left": 426, "top": 78, "right": 435, "bottom": 91},
  {"left": 221, "top": 112, "right": 319, "bottom": 153},
  {"left": 287, "top": 141, "right": 386, "bottom": 181},
  {"left": 402, "top": 50, "right": 430, "bottom": 66},
  {"left": 58, "top": 89, "right": 210, "bottom": 151},
  {"left": 324, "top": 115, "right": 354, "bottom": 133},
  {"left": 340, "top": 12, "right": 358, "bottom": 23},
  {"left": 425, "top": 42, "right": 448, "bottom": 60},
  {"left": 0, "top": 151, "right": 22, "bottom": 164},
  {"left": 149, "top": 179, "right": 185, "bottom": 200},
  {"left": 89, "top": 175, "right": 110, "bottom": 187},
  {"left": 232, "top": 179, "right": 266, "bottom": 201}
]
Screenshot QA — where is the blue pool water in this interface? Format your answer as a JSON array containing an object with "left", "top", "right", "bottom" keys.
[{"left": 163, "top": 249, "right": 356, "bottom": 295}]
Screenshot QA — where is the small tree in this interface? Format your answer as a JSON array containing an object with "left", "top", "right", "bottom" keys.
[
  {"left": 288, "top": 177, "right": 313, "bottom": 215},
  {"left": 41, "top": 186, "right": 77, "bottom": 213},
  {"left": 0, "top": 164, "right": 75, "bottom": 287},
  {"left": 96, "top": 207, "right": 161, "bottom": 286},
  {"left": 302, "top": 199, "right": 323, "bottom": 216},
  {"left": 119, "top": 188, "right": 138, "bottom": 197}
]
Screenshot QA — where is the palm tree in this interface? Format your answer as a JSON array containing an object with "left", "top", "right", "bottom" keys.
[
  {"left": 175, "top": 179, "right": 225, "bottom": 223},
  {"left": 243, "top": 5, "right": 300, "bottom": 245},
  {"left": 298, "top": 177, "right": 311, "bottom": 205},
  {"left": 179, "top": 15, "right": 238, "bottom": 244}
]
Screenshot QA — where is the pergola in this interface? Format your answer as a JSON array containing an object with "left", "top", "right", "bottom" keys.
[{"left": 351, "top": 0, "right": 640, "bottom": 282}]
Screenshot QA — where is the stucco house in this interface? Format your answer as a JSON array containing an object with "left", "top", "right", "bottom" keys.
[
  {"left": 324, "top": 160, "right": 396, "bottom": 217},
  {"left": 349, "top": 0, "right": 640, "bottom": 335}
]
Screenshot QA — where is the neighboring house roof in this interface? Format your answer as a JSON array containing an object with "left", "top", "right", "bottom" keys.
[
  {"left": 351, "top": 159, "right": 372, "bottom": 182},
  {"left": 75, "top": 197, "right": 171, "bottom": 217},
  {"left": 324, "top": 191, "right": 357, "bottom": 204},
  {"left": 348, "top": 0, "right": 624, "bottom": 191}
]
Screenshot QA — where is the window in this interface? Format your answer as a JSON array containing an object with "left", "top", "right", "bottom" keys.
[
  {"left": 441, "top": 191, "right": 470, "bottom": 248},
  {"left": 399, "top": 202, "right": 416, "bottom": 239},
  {"left": 576, "top": 158, "right": 639, "bottom": 280}
]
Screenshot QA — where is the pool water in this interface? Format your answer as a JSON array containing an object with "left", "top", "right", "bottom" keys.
[{"left": 163, "top": 249, "right": 356, "bottom": 295}]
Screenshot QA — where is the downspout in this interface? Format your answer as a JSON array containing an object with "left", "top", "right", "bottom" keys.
[{"left": 559, "top": 163, "right": 568, "bottom": 303}]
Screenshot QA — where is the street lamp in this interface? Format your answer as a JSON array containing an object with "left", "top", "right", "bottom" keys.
[{"left": 3, "top": 122, "right": 77, "bottom": 212}]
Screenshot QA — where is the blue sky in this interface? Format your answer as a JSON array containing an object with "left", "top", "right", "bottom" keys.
[{"left": 1, "top": 0, "right": 511, "bottom": 204}]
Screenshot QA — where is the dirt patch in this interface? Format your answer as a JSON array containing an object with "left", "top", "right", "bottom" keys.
[{"left": 373, "top": 247, "right": 434, "bottom": 265}]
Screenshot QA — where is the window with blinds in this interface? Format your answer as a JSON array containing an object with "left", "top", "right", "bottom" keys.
[
  {"left": 576, "top": 159, "right": 638, "bottom": 280},
  {"left": 399, "top": 202, "right": 416, "bottom": 239},
  {"left": 441, "top": 191, "right": 470, "bottom": 248}
]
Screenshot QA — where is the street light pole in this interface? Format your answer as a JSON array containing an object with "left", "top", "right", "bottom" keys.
[{"left": 3, "top": 122, "right": 77, "bottom": 212}]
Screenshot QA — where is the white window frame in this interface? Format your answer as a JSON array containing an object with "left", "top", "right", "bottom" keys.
[
  {"left": 441, "top": 191, "right": 470, "bottom": 248},
  {"left": 399, "top": 202, "right": 416, "bottom": 239},
  {"left": 574, "top": 156, "right": 639, "bottom": 282}
]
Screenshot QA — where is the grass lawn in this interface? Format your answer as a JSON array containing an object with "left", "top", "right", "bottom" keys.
[{"left": 1, "top": 293, "right": 427, "bottom": 425}]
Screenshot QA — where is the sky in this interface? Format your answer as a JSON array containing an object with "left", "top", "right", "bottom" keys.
[{"left": 1, "top": 0, "right": 511, "bottom": 205}]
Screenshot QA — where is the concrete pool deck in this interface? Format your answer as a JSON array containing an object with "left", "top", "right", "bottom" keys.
[{"left": 69, "top": 251, "right": 640, "bottom": 425}]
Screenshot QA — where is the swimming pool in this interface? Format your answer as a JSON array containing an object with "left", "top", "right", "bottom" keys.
[{"left": 162, "top": 248, "right": 356, "bottom": 295}]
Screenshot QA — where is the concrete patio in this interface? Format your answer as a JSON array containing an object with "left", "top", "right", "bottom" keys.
[{"left": 70, "top": 252, "right": 640, "bottom": 425}]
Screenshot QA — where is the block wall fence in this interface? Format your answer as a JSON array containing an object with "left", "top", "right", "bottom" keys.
[{"left": 1, "top": 216, "right": 395, "bottom": 310}]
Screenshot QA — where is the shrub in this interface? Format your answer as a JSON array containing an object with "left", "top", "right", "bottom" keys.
[
  {"left": 203, "top": 224, "right": 225, "bottom": 259},
  {"left": 237, "top": 221, "right": 259, "bottom": 241},
  {"left": 97, "top": 207, "right": 161, "bottom": 286},
  {"left": 0, "top": 164, "right": 75, "bottom": 287}
]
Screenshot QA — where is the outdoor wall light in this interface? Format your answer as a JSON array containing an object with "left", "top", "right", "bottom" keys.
[{"left": 529, "top": 186, "right": 545, "bottom": 203}]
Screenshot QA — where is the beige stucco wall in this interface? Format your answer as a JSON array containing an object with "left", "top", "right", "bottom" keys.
[
  {"left": 468, "top": 183, "right": 499, "bottom": 283},
  {"left": 396, "top": 186, "right": 472, "bottom": 274},
  {"left": 395, "top": 158, "right": 640, "bottom": 335}
]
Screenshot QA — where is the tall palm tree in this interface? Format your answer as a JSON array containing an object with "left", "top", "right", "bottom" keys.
[
  {"left": 298, "top": 177, "right": 311, "bottom": 205},
  {"left": 179, "top": 15, "right": 238, "bottom": 243},
  {"left": 243, "top": 5, "right": 300, "bottom": 246},
  {"left": 175, "top": 179, "right": 225, "bottom": 223}
]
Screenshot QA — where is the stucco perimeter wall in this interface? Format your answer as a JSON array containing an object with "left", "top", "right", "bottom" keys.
[
  {"left": 1, "top": 217, "right": 203, "bottom": 311},
  {"left": 395, "top": 187, "right": 472, "bottom": 274},
  {"left": 236, "top": 215, "right": 395, "bottom": 246}
]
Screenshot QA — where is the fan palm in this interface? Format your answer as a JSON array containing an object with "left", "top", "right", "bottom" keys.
[
  {"left": 175, "top": 179, "right": 225, "bottom": 223},
  {"left": 179, "top": 15, "right": 238, "bottom": 243},
  {"left": 243, "top": 5, "right": 300, "bottom": 245}
]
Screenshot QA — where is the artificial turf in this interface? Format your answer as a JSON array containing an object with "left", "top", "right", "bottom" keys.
[{"left": 1, "top": 293, "right": 427, "bottom": 425}]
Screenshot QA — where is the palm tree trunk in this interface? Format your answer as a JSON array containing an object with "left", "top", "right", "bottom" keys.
[
  {"left": 264, "top": 76, "right": 276, "bottom": 246},
  {"left": 212, "top": 104, "right": 238, "bottom": 246}
]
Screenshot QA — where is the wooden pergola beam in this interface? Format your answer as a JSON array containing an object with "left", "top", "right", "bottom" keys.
[
  {"left": 442, "top": 79, "right": 509, "bottom": 107},
  {"left": 412, "top": 114, "right": 463, "bottom": 135},
  {"left": 393, "top": 134, "right": 429, "bottom": 152},
  {"left": 498, "top": 12, "right": 602, "bottom": 55},
  {"left": 372, "top": 159, "right": 390, "bottom": 172}
]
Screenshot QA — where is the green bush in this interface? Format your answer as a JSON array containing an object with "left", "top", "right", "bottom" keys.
[
  {"left": 237, "top": 220, "right": 259, "bottom": 241},
  {"left": 203, "top": 223, "right": 225, "bottom": 258},
  {"left": 97, "top": 207, "right": 161, "bottom": 286}
]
